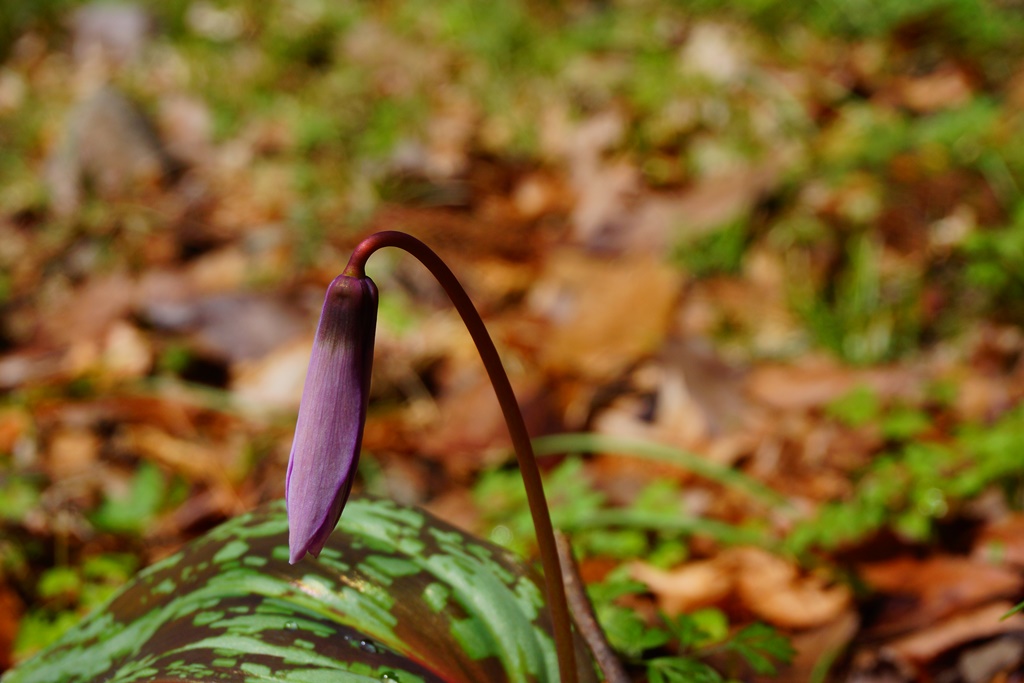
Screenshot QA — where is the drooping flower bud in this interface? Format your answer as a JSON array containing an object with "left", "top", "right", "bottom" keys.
[{"left": 286, "top": 274, "right": 378, "bottom": 564}]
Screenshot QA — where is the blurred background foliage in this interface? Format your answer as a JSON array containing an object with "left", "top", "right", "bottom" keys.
[{"left": 4, "top": 0, "right": 1024, "bottom": 680}]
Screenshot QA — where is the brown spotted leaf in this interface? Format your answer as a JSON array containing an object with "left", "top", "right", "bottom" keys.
[{"left": 4, "top": 497, "right": 596, "bottom": 683}]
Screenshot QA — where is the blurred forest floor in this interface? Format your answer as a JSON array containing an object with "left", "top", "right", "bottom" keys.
[{"left": 3, "top": 1, "right": 1024, "bottom": 681}]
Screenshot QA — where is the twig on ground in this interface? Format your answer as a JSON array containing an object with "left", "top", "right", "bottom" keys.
[{"left": 555, "top": 531, "right": 631, "bottom": 683}]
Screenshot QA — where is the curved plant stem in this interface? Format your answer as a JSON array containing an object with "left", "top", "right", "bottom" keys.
[{"left": 346, "top": 231, "right": 579, "bottom": 683}]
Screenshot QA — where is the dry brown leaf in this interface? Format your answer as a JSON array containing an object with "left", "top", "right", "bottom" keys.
[
  {"left": 0, "top": 350, "right": 66, "bottom": 391},
  {"left": 421, "top": 369, "right": 511, "bottom": 474},
  {"left": 677, "top": 259, "right": 803, "bottom": 359},
  {"left": 559, "top": 109, "right": 641, "bottom": 249},
  {"left": 733, "top": 548, "right": 852, "bottom": 629},
  {"left": 630, "top": 558, "right": 734, "bottom": 616},
  {"left": 570, "top": 159, "right": 638, "bottom": 248},
  {"left": 513, "top": 171, "right": 570, "bottom": 220},
  {"left": 955, "top": 373, "right": 1012, "bottom": 423},
  {"left": 186, "top": 247, "right": 251, "bottom": 293},
  {"left": 531, "top": 250, "right": 682, "bottom": 380},
  {"left": 157, "top": 93, "right": 213, "bottom": 165},
  {"left": 896, "top": 64, "right": 974, "bottom": 113},
  {"left": 118, "top": 424, "right": 243, "bottom": 484},
  {"left": 588, "top": 367, "right": 711, "bottom": 455},
  {"left": 101, "top": 322, "right": 152, "bottom": 379},
  {"left": 420, "top": 371, "right": 559, "bottom": 478},
  {"left": 34, "top": 395, "right": 200, "bottom": 438},
  {"left": 231, "top": 337, "right": 313, "bottom": 413},
  {"left": 860, "top": 556, "right": 1023, "bottom": 635},
  {"left": 48, "top": 427, "right": 100, "bottom": 480},
  {"left": 587, "top": 342, "right": 751, "bottom": 466},
  {"left": 882, "top": 602, "right": 1024, "bottom": 668},
  {"left": 44, "top": 274, "right": 137, "bottom": 348},
  {"left": 633, "top": 549, "right": 851, "bottom": 630},
  {"left": 0, "top": 408, "right": 31, "bottom": 455},
  {"left": 746, "top": 358, "right": 924, "bottom": 411}
]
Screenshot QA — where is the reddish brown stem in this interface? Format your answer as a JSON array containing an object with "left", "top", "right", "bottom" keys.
[{"left": 346, "top": 231, "right": 579, "bottom": 683}]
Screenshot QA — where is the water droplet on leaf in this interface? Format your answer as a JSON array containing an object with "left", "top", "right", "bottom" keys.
[
  {"left": 284, "top": 621, "right": 298, "bottom": 631},
  {"left": 359, "top": 639, "right": 378, "bottom": 654}
]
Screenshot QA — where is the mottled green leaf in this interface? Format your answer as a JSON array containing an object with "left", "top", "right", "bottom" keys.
[{"left": 4, "top": 497, "right": 596, "bottom": 683}]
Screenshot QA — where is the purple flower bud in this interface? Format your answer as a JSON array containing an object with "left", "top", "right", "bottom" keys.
[{"left": 286, "top": 274, "right": 377, "bottom": 564}]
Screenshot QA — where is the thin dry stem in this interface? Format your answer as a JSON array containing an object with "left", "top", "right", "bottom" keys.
[{"left": 555, "top": 532, "right": 630, "bottom": 683}]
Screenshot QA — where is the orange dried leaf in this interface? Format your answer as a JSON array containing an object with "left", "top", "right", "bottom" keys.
[
  {"left": 733, "top": 548, "right": 852, "bottom": 629},
  {"left": 861, "top": 556, "right": 1022, "bottom": 615},
  {"left": 883, "top": 602, "right": 1024, "bottom": 667},
  {"left": 533, "top": 251, "right": 682, "bottom": 380},
  {"left": 630, "top": 558, "right": 733, "bottom": 616}
]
